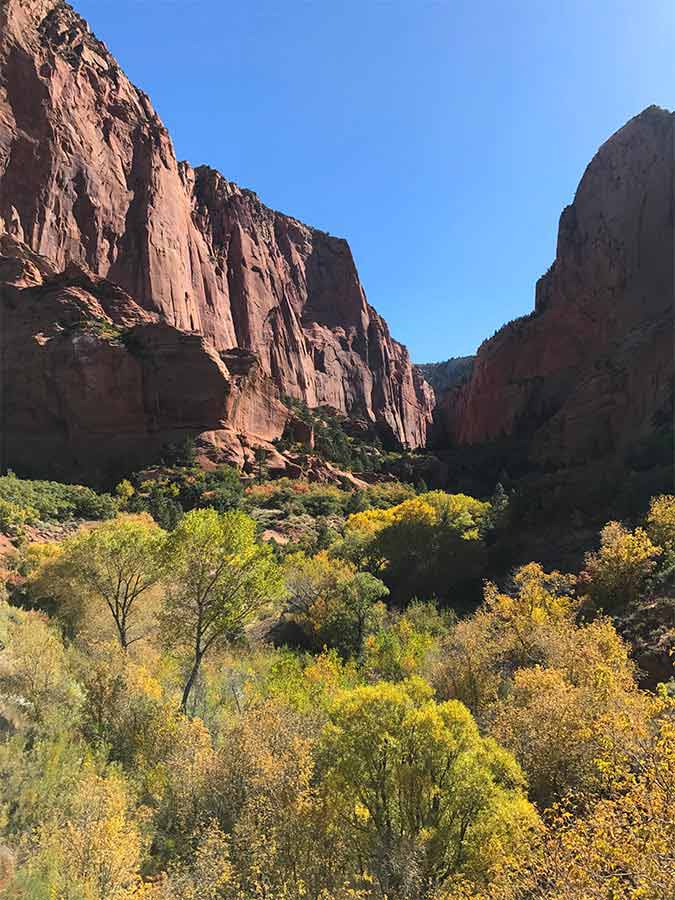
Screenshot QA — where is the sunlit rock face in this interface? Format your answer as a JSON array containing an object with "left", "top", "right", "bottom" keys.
[
  {"left": 0, "top": 0, "right": 433, "bottom": 480},
  {"left": 0, "top": 234, "right": 290, "bottom": 482}
]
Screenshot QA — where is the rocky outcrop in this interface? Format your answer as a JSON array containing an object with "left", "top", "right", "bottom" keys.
[
  {"left": 0, "top": 0, "right": 433, "bottom": 459},
  {"left": 0, "top": 235, "right": 288, "bottom": 483},
  {"left": 436, "top": 106, "right": 673, "bottom": 469}
]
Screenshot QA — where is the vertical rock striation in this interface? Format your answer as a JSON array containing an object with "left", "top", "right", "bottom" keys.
[{"left": 0, "top": 0, "right": 433, "bottom": 466}]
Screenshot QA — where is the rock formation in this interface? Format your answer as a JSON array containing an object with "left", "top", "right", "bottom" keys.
[
  {"left": 0, "top": 0, "right": 433, "bottom": 482},
  {"left": 0, "top": 234, "right": 289, "bottom": 482},
  {"left": 434, "top": 106, "right": 673, "bottom": 473},
  {"left": 0, "top": 0, "right": 671, "bottom": 493}
]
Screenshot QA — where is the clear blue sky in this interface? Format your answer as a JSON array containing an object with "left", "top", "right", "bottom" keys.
[{"left": 75, "top": 0, "right": 673, "bottom": 362}]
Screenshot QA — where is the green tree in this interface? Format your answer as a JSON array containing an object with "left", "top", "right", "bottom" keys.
[
  {"left": 61, "top": 514, "right": 167, "bottom": 650},
  {"left": 341, "top": 571, "right": 390, "bottom": 659},
  {"left": 200, "top": 465, "right": 244, "bottom": 513},
  {"left": 162, "top": 509, "right": 285, "bottom": 713},
  {"left": 284, "top": 552, "right": 388, "bottom": 658}
]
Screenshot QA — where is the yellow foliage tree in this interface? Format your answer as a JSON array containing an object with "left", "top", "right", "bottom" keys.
[
  {"left": 458, "top": 712, "right": 675, "bottom": 900},
  {"left": 63, "top": 514, "right": 168, "bottom": 650},
  {"left": 490, "top": 654, "right": 655, "bottom": 808},
  {"left": 645, "top": 494, "right": 675, "bottom": 555},
  {"left": 579, "top": 521, "right": 661, "bottom": 610},
  {"left": 162, "top": 508, "right": 285, "bottom": 713},
  {"left": 344, "top": 492, "right": 491, "bottom": 603},
  {"left": 485, "top": 563, "right": 577, "bottom": 667},
  {"left": 433, "top": 563, "right": 577, "bottom": 720},
  {"left": 0, "top": 603, "right": 77, "bottom": 728},
  {"left": 319, "top": 678, "right": 538, "bottom": 897},
  {"left": 433, "top": 565, "right": 655, "bottom": 808},
  {"left": 215, "top": 700, "right": 355, "bottom": 899},
  {"left": 284, "top": 552, "right": 389, "bottom": 658},
  {"left": 10, "top": 761, "right": 146, "bottom": 899}
]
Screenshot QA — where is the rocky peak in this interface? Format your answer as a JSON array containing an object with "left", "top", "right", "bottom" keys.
[{"left": 436, "top": 105, "right": 673, "bottom": 470}]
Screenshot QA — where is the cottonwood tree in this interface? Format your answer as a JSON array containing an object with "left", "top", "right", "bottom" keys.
[
  {"left": 319, "top": 678, "right": 538, "bottom": 897},
  {"left": 29, "top": 763, "right": 144, "bottom": 898},
  {"left": 579, "top": 521, "right": 661, "bottom": 610},
  {"left": 645, "top": 494, "right": 675, "bottom": 555},
  {"left": 471, "top": 713, "right": 675, "bottom": 900},
  {"left": 284, "top": 551, "right": 388, "bottom": 657},
  {"left": 162, "top": 508, "right": 285, "bottom": 713},
  {"left": 63, "top": 514, "right": 167, "bottom": 649},
  {"left": 343, "top": 492, "right": 491, "bottom": 603}
]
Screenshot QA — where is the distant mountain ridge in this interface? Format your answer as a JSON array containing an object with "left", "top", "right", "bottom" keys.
[{"left": 415, "top": 357, "right": 475, "bottom": 397}]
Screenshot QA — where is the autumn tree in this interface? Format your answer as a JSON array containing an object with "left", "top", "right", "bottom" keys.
[
  {"left": 60, "top": 514, "right": 167, "bottom": 649},
  {"left": 162, "top": 509, "right": 285, "bottom": 713},
  {"left": 432, "top": 563, "right": 577, "bottom": 722},
  {"left": 148, "top": 822, "right": 234, "bottom": 900},
  {"left": 432, "top": 564, "right": 655, "bottom": 808},
  {"left": 285, "top": 551, "right": 388, "bottom": 657},
  {"left": 342, "top": 492, "right": 492, "bottom": 604},
  {"left": 645, "top": 494, "right": 675, "bottom": 554},
  {"left": 319, "top": 678, "right": 538, "bottom": 898},
  {"left": 645, "top": 494, "right": 675, "bottom": 589},
  {"left": 284, "top": 551, "right": 355, "bottom": 620},
  {"left": 0, "top": 603, "right": 77, "bottom": 728},
  {"left": 484, "top": 563, "right": 577, "bottom": 668},
  {"left": 14, "top": 762, "right": 145, "bottom": 899},
  {"left": 74, "top": 641, "right": 191, "bottom": 781},
  {"left": 490, "top": 629, "right": 655, "bottom": 808},
  {"left": 468, "top": 711, "right": 675, "bottom": 900},
  {"left": 579, "top": 521, "right": 661, "bottom": 610},
  {"left": 363, "top": 617, "right": 432, "bottom": 682},
  {"left": 217, "top": 700, "right": 355, "bottom": 898}
]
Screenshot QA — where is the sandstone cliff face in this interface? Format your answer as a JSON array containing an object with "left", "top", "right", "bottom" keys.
[
  {"left": 0, "top": 0, "right": 432, "bottom": 457},
  {"left": 437, "top": 106, "right": 673, "bottom": 468},
  {"left": 0, "top": 234, "right": 287, "bottom": 482}
]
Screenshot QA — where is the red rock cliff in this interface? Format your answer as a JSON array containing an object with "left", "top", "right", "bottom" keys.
[
  {"left": 437, "top": 106, "right": 673, "bottom": 468},
  {"left": 0, "top": 0, "right": 433, "bottom": 457},
  {"left": 0, "top": 234, "right": 289, "bottom": 482}
]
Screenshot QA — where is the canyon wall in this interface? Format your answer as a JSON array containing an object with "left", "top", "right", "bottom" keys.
[
  {"left": 0, "top": 234, "right": 289, "bottom": 482},
  {"left": 435, "top": 106, "right": 673, "bottom": 473},
  {"left": 0, "top": 0, "right": 432, "bottom": 481},
  {"left": 1, "top": 0, "right": 671, "bottom": 490}
]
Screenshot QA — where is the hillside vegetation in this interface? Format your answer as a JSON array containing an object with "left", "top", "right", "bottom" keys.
[{"left": 0, "top": 470, "right": 674, "bottom": 899}]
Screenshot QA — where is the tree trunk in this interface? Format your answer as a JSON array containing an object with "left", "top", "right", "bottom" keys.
[{"left": 180, "top": 656, "right": 202, "bottom": 715}]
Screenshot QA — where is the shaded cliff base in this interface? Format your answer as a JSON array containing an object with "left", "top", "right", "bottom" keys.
[{"left": 437, "top": 424, "right": 673, "bottom": 575}]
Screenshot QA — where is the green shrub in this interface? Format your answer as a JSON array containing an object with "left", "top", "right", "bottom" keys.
[
  {"left": 0, "top": 499, "right": 38, "bottom": 536},
  {"left": 0, "top": 474, "right": 117, "bottom": 522}
]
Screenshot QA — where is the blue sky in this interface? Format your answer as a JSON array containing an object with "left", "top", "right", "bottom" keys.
[{"left": 75, "top": 0, "right": 674, "bottom": 362}]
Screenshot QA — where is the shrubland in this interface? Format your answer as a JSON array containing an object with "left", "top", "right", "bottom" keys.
[{"left": 0, "top": 470, "right": 674, "bottom": 899}]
